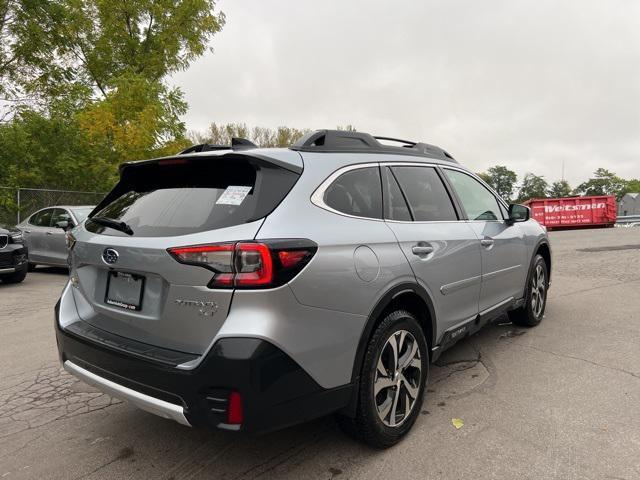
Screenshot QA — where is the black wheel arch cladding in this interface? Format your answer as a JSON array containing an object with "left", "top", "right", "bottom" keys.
[{"left": 342, "top": 282, "right": 435, "bottom": 418}]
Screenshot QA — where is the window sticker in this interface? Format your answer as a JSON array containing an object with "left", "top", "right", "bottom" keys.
[{"left": 216, "top": 185, "right": 253, "bottom": 206}]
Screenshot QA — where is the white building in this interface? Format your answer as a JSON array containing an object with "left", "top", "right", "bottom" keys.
[{"left": 618, "top": 193, "right": 640, "bottom": 216}]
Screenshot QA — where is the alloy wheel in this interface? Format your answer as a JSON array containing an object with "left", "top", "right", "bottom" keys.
[
  {"left": 373, "top": 330, "right": 422, "bottom": 427},
  {"left": 530, "top": 264, "right": 546, "bottom": 318}
]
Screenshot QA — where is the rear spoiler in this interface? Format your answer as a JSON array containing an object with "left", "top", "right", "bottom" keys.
[{"left": 119, "top": 149, "right": 303, "bottom": 175}]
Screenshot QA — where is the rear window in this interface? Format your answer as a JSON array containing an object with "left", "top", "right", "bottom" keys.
[{"left": 86, "top": 156, "right": 299, "bottom": 237}]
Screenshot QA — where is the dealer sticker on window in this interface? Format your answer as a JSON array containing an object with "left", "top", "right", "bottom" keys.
[{"left": 216, "top": 185, "right": 253, "bottom": 205}]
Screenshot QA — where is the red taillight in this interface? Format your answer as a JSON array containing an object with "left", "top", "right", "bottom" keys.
[
  {"left": 168, "top": 240, "right": 317, "bottom": 289},
  {"left": 167, "top": 244, "right": 235, "bottom": 273},
  {"left": 234, "top": 243, "right": 273, "bottom": 286},
  {"left": 227, "top": 391, "right": 243, "bottom": 425}
]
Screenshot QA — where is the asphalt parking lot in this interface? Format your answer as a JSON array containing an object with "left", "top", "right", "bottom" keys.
[{"left": 1, "top": 227, "right": 639, "bottom": 480}]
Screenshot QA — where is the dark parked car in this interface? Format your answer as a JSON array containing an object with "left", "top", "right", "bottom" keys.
[{"left": 0, "top": 227, "right": 28, "bottom": 283}]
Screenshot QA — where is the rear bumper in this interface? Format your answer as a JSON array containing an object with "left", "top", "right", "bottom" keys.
[
  {"left": 55, "top": 299, "right": 352, "bottom": 433},
  {"left": 63, "top": 360, "right": 191, "bottom": 426}
]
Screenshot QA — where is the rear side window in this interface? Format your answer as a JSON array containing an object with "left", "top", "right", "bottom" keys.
[
  {"left": 390, "top": 166, "right": 458, "bottom": 221},
  {"left": 324, "top": 167, "right": 382, "bottom": 219},
  {"left": 86, "top": 156, "right": 299, "bottom": 237}
]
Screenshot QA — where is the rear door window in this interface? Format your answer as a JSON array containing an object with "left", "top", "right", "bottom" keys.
[
  {"left": 390, "top": 166, "right": 458, "bottom": 221},
  {"left": 86, "top": 156, "right": 300, "bottom": 237},
  {"left": 323, "top": 167, "right": 382, "bottom": 219}
]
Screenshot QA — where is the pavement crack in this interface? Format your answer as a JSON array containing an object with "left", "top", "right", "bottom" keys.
[
  {"left": 552, "top": 277, "right": 640, "bottom": 299},
  {"left": 506, "top": 341, "right": 640, "bottom": 379},
  {"left": 0, "top": 364, "right": 121, "bottom": 438},
  {"left": 431, "top": 350, "right": 489, "bottom": 389},
  {"left": 71, "top": 447, "right": 134, "bottom": 480}
]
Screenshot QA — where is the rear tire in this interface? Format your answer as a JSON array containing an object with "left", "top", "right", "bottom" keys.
[
  {"left": 508, "top": 254, "right": 548, "bottom": 327},
  {"left": 337, "top": 310, "right": 428, "bottom": 448},
  {"left": 1, "top": 266, "right": 27, "bottom": 284}
]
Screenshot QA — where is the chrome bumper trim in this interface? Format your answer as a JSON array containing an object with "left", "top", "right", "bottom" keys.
[{"left": 63, "top": 360, "right": 191, "bottom": 427}]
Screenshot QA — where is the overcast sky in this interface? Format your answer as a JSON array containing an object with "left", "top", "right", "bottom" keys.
[{"left": 171, "top": 0, "right": 640, "bottom": 186}]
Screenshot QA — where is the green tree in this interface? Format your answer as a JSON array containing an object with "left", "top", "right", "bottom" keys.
[
  {"left": 189, "top": 123, "right": 356, "bottom": 148},
  {"left": 623, "top": 179, "right": 640, "bottom": 195},
  {"left": 0, "top": 109, "right": 115, "bottom": 191},
  {"left": 574, "top": 168, "right": 627, "bottom": 199},
  {"left": 518, "top": 173, "right": 548, "bottom": 202},
  {"left": 0, "top": 0, "right": 225, "bottom": 190},
  {"left": 477, "top": 172, "right": 492, "bottom": 185},
  {"left": 77, "top": 73, "right": 189, "bottom": 162},
  {"left": 547, "top": 180, "right": 572, "bottom": 198},
  {"left": 1, "top": 0, "right": 21, "bottom": 120},
  {"left": 6, "top": 1, "right": 224, "bottom": 103},
  {"left": 478, "top": 165, "right": 517, "bottom": 200}
]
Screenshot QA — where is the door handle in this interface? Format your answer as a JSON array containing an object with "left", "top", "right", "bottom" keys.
[
  {"left": 412, "top": 244, "right": 434, "bottom": 256},
  {"left": 46, "top": 231, "right": 53, "bottom": 235},
  {"left": 23, "top": 230, "right": 31, "bottom": 234},
  {"left": 480, "top": 238, "right": 494, "bottom": 247}
]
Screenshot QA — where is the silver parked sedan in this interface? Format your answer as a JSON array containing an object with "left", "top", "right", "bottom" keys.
[{"left": 16, "top": 205, "right": 94, "bottom": 268}]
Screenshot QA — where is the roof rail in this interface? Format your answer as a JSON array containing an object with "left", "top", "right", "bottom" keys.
[
  {"left": 179, "top": 137, "right": 258, "bottom": 155},
  {"left": 290, "top": 130, "right": 456, "bottom": 162}
]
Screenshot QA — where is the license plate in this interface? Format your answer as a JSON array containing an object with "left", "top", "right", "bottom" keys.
[{"left": 105, "top": 271, "right": 145, "bottom": 311}]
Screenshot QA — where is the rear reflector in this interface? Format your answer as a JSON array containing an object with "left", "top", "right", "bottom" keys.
[
  {"left": 227, "top": 391, "right": 243, "bottom": 425},
  {"left": 168, "top": 239, "right": 317, "bottom": 289}
]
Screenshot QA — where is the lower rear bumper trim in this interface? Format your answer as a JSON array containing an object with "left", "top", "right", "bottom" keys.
[{"left": 63, "top": 360, "right": 191, "bottom": 427}]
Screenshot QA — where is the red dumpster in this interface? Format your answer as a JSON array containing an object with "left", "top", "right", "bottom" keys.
[{"left": 523, "top": 195, "right": 617, "bottom": 230}]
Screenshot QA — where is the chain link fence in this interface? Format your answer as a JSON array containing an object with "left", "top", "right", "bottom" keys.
[{"left": 0, "top": 187, "right": 105, "bottom": 228}]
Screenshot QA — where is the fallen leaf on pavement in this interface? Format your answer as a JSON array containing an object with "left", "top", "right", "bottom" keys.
[{"left": 452, "top": 418, "right": 464, "bottom": 429}]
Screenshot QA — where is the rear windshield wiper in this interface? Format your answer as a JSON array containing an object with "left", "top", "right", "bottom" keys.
[{"left": 88, "top": 216, "right": 134, "bottom": 236}]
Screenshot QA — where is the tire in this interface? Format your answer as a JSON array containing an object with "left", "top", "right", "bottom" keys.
[
  {"left": 337, "top": 310, "right": 429, "bottom": 448},
  {"left": 1, "top": 266, "right": 28, "bottom": 284},
  {"left": 508, "top": 254, "right": 548, "bottom": 327},
  {"left": 27, "top": 262, "right": 37, "bottom": 272}
]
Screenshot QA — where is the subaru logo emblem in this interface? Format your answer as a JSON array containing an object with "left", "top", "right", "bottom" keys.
[{"left": 102, "top": 248, "right": 119, "bottom": 265}]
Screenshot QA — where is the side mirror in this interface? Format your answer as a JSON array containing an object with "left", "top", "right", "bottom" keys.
[
  {"left": 508, "top": 204, "right": 530, "bottom": 223},
  {"left": 55, "top": 220, "right": 70, "bottom": 230}
]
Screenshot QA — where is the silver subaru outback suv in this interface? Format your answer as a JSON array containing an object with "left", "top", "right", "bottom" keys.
[{"left": 56, "top": 130, "right": 551, "bottom": 448}]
